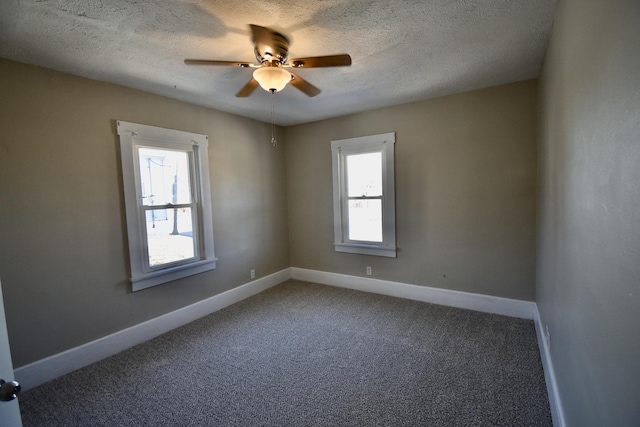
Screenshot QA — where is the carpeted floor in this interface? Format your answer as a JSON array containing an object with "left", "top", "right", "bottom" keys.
[{"left": 19, "top": 280, "right": 552, "bottom": 426}]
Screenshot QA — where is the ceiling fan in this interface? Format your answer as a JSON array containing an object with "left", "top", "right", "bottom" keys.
[{"left": 184, "top": 24, "right": 352, "bottom": 98}]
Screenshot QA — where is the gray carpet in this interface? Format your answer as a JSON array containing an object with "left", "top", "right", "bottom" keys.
[{"left": 19, "top": 280, "right": 552, "bottom": 426}]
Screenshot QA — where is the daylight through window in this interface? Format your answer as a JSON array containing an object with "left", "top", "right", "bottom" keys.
[
  {"left": 346, "top": 152, "right": 383, "bottom": 242},
  {"left": 139, "top": 147, "right": 196, "bottom": 267}
]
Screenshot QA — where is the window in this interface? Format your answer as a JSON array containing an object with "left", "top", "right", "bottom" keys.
[
  {"left": 331, "top": 132, "right": 396, "bottom": 257},
  {"left": 117, "top": 121, "right": 217, "bottom": 291}
]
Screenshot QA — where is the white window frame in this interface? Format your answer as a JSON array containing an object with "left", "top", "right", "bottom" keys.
[
  {"left": 331, "top": 132, "right": 396, "bottom": 258},
  {"left": 117, "top": 121, "right": 217, "bottom": 291}
]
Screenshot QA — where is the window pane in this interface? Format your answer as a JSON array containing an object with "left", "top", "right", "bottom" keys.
[
  {"left": 346, "top": 152, "right": 382, "bottom": 197},
  {"left": 146, "top": 207, "right": 195, "bottom": 266},
  {"left": 348, "top": 199, "right": 382, "bottom": 242},
  {"left": 139, "top": 147, "right": 192, "bottom": 206}
]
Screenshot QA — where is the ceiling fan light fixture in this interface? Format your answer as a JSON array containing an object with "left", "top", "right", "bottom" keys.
[{"left": 253, "top": 66, "right": 291, "bottom": 92}]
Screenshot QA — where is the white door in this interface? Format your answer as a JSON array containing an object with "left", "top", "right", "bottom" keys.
[{"left": 0, "top": 279, "right": 22, "bottom": 426}]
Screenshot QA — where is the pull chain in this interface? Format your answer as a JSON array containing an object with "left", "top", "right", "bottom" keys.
[{"left": 270, "top": 90, "right": 277, "bottom": 147}]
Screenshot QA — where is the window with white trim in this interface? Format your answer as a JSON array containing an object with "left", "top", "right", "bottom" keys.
[
  {"left": 117, "top": 121, "right": 217, "bottom": 291},
  {"left": 331, "top": 132, "right": 396, "bottom": 257}
]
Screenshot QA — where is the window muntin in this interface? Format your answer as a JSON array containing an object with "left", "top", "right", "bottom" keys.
[
  {"left": 118, "top": 121, "right": 217, "bottom": 291},
  {"left": 331, "top": 132, "right": 396, "bottom": 258}
]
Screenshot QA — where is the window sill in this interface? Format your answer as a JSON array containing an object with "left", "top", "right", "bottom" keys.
[
  {"left": 334, "top": 243, "right": 397, "bottom": 258},
  {"left": 130, "top": 258, "right": 218, "bottom": 291}
]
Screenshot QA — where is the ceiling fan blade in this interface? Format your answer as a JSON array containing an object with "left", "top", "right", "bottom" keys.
[
  {"left": 184, "top": 59, "right": 253, "bottom": 68},
  {"left": 287, "top": 54, "right": 352, "bottom": 68},
  {"left": 236, "top": 78, "right": 260, "bottom": 97},
  {"left": 289, "top": 72, "right": 321, "bottom": 97}
]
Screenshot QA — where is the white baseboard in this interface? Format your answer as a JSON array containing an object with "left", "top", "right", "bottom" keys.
[
  {"left": 291, "top": 268, "right": 536, "bottom": 319},
  {"left": 15, "top": 268, "right": 291, "bottom": 391},
  {"left": 534, "top": 306, "right": 566, "bottom": 427}
]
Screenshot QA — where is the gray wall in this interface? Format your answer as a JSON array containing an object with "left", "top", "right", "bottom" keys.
[
  {"left": 285, "top": 80, "right": 538, "bottom": 301},
  {"left": 537, "top": 0, "right": 640, "bottom": 425},
  {"left": 0, "top": 59, "right": 290, "bottom": 367}
]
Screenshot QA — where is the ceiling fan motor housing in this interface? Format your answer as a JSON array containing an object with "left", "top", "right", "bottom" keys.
[{"left": 254, "top": 31, "right": 289, "bottom": 64}]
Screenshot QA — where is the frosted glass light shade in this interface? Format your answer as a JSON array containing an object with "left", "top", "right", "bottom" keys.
[{"left": 253, "top": 66, "right": 291, "bottom": 92}]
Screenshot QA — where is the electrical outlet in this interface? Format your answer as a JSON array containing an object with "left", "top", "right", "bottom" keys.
[
  {"left": 250, "top": 269, "right": 255, "bottom": 279},
  {"left": 366, "top": 266, "right": 372, "bottom": 276}
]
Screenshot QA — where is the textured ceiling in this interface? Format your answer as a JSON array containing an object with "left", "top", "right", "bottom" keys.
[{"left": 0, "top": 0, "right": 557, "bottom": 126}]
